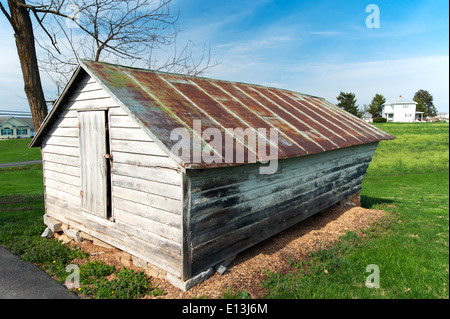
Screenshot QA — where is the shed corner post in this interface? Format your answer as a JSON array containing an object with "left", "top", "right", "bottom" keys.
[
  {"left": 181, "top": 170, "right": 192, "bottom": 281},
  {"left": 39, "top": 144, "right": 48, "bottom": 218}
]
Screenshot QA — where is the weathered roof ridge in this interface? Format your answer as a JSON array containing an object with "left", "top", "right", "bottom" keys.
[{"left": 80, "top": 59, "right": 325, "bottom": 101}]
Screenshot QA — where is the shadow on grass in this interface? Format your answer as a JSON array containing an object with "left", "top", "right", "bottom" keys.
[
  {"left": 0, "top": 194, "right": 44, "bottom": 205},
  {"left": 360, "top": 195, "right": 395, "bottom": 209}
]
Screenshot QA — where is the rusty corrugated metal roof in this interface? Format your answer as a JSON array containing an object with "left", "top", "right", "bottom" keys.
[{"left": 31, "top": 60, "right": 395, "bottom": 169}]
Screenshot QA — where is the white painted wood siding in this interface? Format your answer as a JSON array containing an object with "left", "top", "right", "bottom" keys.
[
  {"left": 41, "top": 74, "right": 184, "bottom": 278},
  {"left": 109, "top": 104, "right": 184, "bottom": 276}
]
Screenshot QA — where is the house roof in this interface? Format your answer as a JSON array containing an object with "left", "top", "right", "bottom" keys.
[
  {"left": 30, "top": 60, "right": 395, "bottom": 169},
  {"left": 384, "top": 95, "right": 417, "bottom": 105},
  {"left": 0, "top": 116, "right": 34, "bottom": 128}
]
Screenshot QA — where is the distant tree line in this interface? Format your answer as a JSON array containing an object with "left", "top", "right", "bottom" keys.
[{"left": 336, "top": 89, "right": 437, "bottom": 118}]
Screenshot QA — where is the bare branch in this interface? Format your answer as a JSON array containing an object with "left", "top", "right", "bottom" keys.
[
  {"left": 150, "top": 40, "right": 220, "bottom": 76},
  {"left": 30, "top": 7, "right": 61, "bottom": 54},
  {"left": 26, "top": 0, "right": 218, "bottom": 94}
]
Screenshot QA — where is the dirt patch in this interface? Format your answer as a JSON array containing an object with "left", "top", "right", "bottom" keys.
[
  {"left": 67, "top": 203, "right": 386, "bottom": 299},
  {"left": 65, "top": 239, "right": 142, "bottom": 273}
]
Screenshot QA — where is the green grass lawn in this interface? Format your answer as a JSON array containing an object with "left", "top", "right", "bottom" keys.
[
  {"left": 0, "top": 164, "right": 43, "bottom": 196},
  {"left": 0, "top": 123, "right": 448, "bottom": 299},
  {"left": 0, "top": 138, "right": 42, "bottom": 164},
  {"left": 261, "top": 122, "right": 449, "bottom": 299}
]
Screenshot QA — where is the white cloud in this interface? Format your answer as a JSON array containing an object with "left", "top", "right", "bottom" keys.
[
  {"left": 205, "top": 52, "right": 449, "bottom": 113},
  {"left": 309, "top": 31, "right": 342, "bottom": 36},
  {"left": 288, "top": 56, "right": 449, "bottom": 112}
]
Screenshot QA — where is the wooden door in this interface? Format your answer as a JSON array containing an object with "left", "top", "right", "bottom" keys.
[{"left": 78, "top": 110, "right": 111, "bottom": 218}]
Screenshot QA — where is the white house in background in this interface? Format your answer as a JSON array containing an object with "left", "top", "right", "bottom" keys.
[
  {"left": 0, "top": 116, "right": 35, "bottom": 140},
  {"left": 382, "top": 95, "right": 424, "bottom": 122}
]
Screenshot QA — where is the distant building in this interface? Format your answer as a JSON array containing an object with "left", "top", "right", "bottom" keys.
[
  {"left": 361, "top": 111, "right": 373, "bottom": 123},
  {"left": 0, "top": 116, "right": 35, "bottom": 140},
  {"left": 381, "top": 95, "right": 424, "bottom": 123},
  {"left": 436, "top": 112, "right": 449, "bottom": 122}
]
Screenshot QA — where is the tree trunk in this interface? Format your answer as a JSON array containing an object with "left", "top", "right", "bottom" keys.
[{"left": 7, "top": 0, "right": 47, "bottom": 131}]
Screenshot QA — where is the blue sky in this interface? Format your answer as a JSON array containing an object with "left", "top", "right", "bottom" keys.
[{"left": 0, "top": 0, "right": 448, "bottom": 113}]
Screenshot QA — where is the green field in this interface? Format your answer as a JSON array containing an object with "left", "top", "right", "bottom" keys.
[
  {"left": 0, "top": 138, "right": 41, "bottom": 164},
  {"left": 367, "top": 123, "right": 449, "bottom": 176},
  {"left": 0, "top": 123, "right": 448, "bottom": 299},
  {"left": 0, "top": 164, "right": 43, "bottom": 196}
]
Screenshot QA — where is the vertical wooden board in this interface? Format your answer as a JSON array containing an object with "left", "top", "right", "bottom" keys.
[
  {"left": 78, "top": 111, "right": 107, "bottom": 218},
  {"left": 181, "top": 172, "right": 192, "bottom": 280}
]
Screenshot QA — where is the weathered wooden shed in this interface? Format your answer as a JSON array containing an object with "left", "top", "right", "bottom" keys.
[{"left": 30, "top": 60, "right": 395, "bottom": 290}]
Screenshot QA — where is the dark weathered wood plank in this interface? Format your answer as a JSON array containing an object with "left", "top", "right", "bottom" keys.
[
  {"left": 188, "top": 142, "right": 377, "bottom": 187},
  {"left": 190, "top": 170, "right": 366, "bottom": 248},
  {"left": 190, "top": 158, "right": 372, "bottom": 220},
  {"left": 190, "top": 177, "right": 363, "bottom": 275},
  {"left": 181, "top": 172, "right": 192, "bottom": 281}
]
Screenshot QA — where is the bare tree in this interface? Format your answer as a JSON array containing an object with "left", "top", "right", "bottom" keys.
[{"left": 1, "top": 0, "right": 218, "bottom": 129}]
